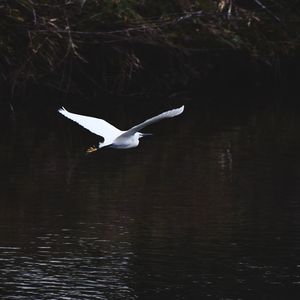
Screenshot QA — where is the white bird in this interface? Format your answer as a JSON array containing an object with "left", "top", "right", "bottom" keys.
[{"left": 58, "top": 105, "right": 184, "bottom": 153}]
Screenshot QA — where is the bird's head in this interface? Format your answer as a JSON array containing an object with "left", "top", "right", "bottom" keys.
[{"left": 138, "top": 132, "right": 153, "bottom": 139}]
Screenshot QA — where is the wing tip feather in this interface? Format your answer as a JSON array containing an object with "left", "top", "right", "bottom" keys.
[
  {"left": 174, "top": 105, "right": 184, "bottom": 116},
  {"left": 58, "top": 106, "right": 68, "bottom": 115}
]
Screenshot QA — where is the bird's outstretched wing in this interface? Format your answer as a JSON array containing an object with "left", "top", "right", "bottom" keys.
[
  {"left": 58, "top": 107, "right": 122, "bottom": 141},
  {"left": 121, "top": 105, "right": 184, "bottom": 137}
]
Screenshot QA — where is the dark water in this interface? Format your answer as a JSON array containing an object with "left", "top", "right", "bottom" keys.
[{"left": 1, "top": 102, "right": 300, "bottom": 299}]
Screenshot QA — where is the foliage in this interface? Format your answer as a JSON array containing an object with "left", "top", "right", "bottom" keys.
[{"left": 0, "top": 0, "right": 299, "bottom": 98}]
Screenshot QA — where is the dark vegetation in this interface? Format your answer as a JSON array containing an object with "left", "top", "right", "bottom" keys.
[{"left": 0, "top": 0, "right": 299, "bottom": 106}]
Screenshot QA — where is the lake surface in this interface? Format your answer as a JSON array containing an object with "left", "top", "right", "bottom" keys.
[{"left": 1, "top": 101, "right": 300, "bottom": 299}]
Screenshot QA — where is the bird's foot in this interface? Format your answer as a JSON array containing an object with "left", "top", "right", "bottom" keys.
[{"left": 86, "top": 145, "right": 98, "bottom": 154}]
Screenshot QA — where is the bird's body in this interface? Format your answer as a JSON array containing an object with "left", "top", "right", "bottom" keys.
[
  {"left": 58, "top": 105, "right": 184, "bottom": 152},
  {"left": 111, "top": 133, "right": 140, "bottom": 149}
]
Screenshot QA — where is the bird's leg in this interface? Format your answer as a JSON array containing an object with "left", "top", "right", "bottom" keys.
[{"left": 86, "top": 145, "right": 98, "bottom": 154}]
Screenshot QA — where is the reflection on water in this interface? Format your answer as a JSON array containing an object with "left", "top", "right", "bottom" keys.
[{"left": 0, "top": 103, "right": 300, "bottom": 299}]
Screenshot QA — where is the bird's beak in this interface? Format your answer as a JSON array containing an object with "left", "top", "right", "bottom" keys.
[{"left": 141, "top": 133, "right": 153, "bottom": 137}]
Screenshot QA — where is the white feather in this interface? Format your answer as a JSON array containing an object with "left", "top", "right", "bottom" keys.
[
  {"left": 58, "top": 107, "right": 122, "bottom": 146},
  {"left": 58, "top": 105, "right": 184, "bottom": 149},
  {"left": 121, "top": 105, "right": 184, "bottom": 138}
]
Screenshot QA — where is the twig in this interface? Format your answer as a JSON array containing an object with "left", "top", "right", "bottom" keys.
[{"left": 252, "top": 0, "right": 281, "bottom": 23}]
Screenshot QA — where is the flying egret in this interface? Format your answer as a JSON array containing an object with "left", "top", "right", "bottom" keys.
[{"left": 58, "top": 105, "right": 184, "bottom": 153}]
